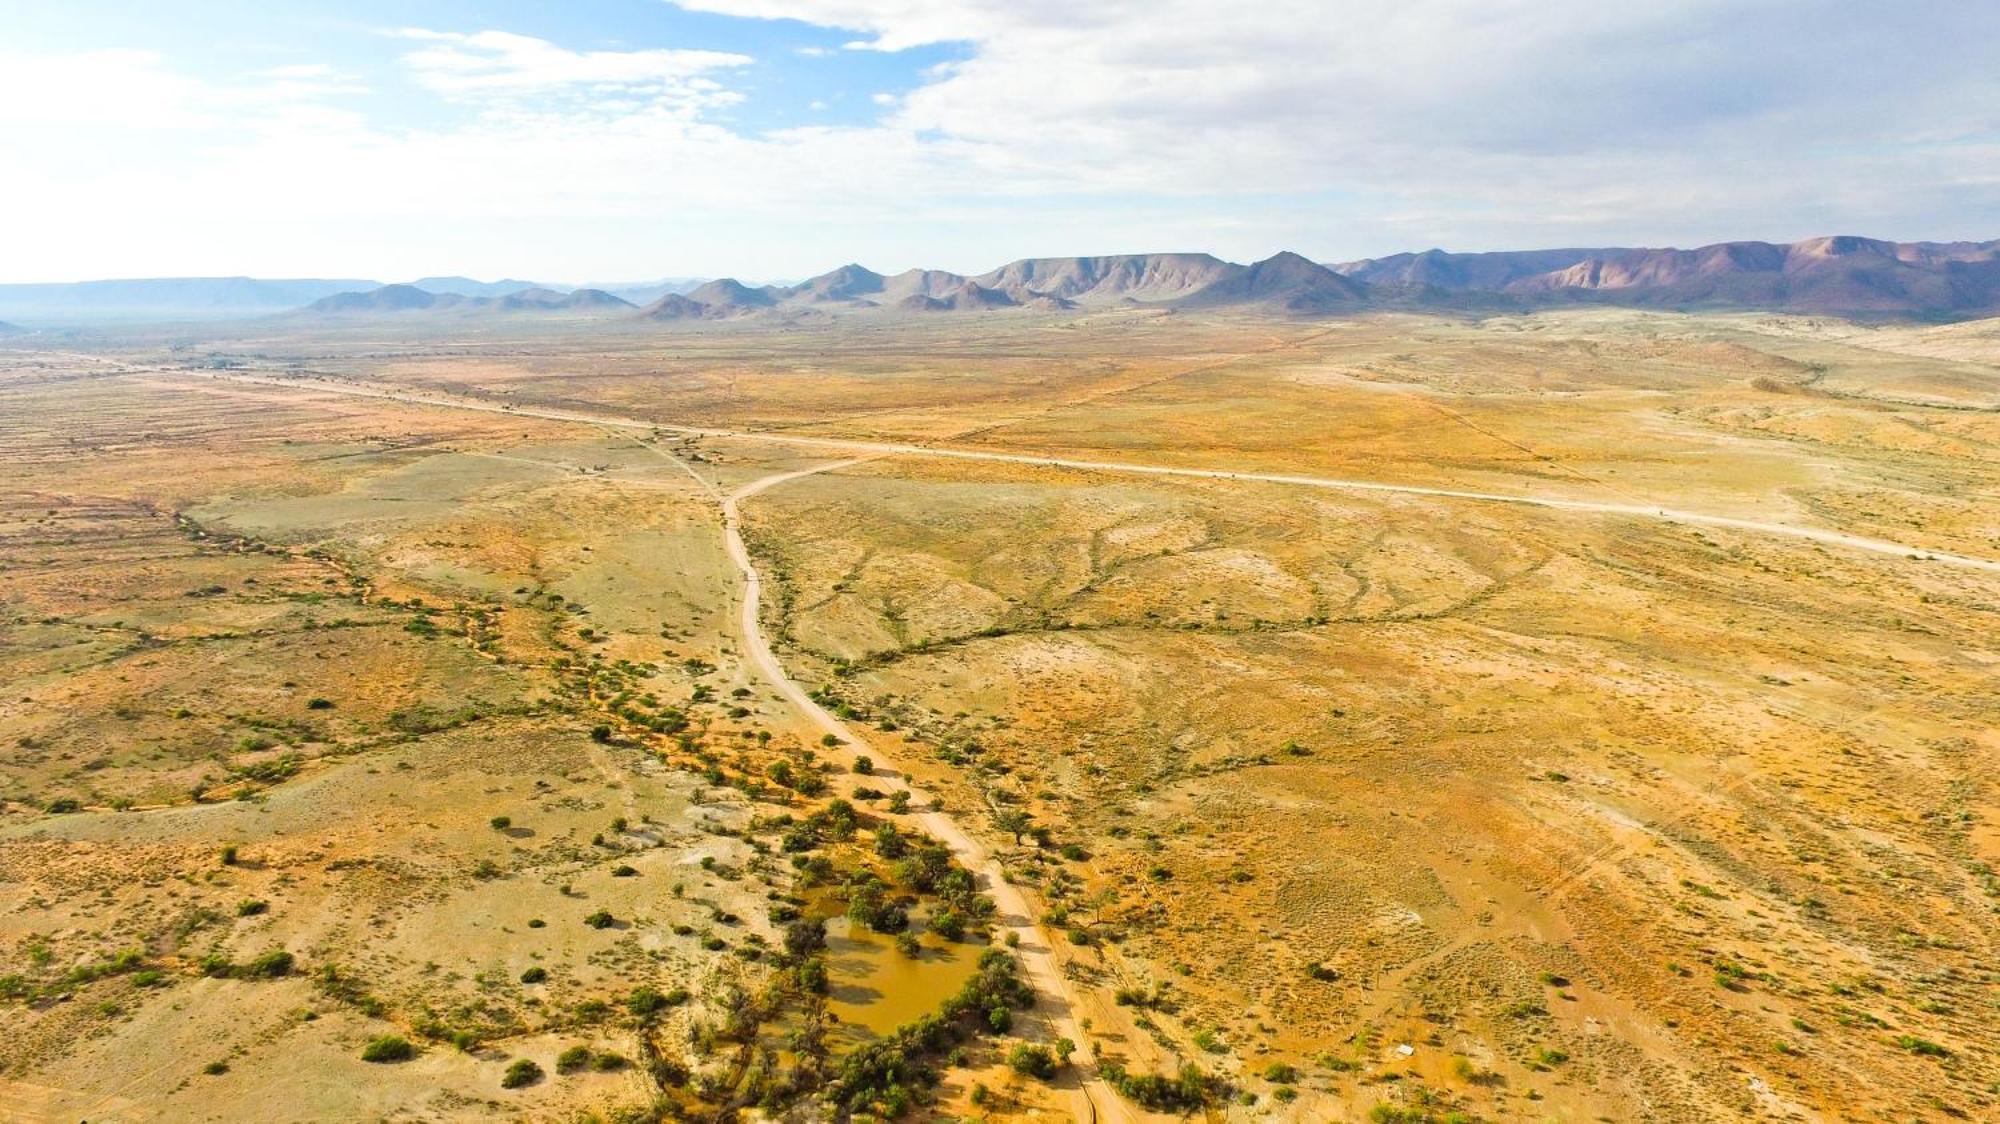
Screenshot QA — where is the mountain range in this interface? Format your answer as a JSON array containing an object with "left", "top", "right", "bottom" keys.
[
  {"left": 0, "top": 275, "right": 707, "bottom": 324},
  {"left": 307, "top": 284, "right": 634, "bottom": 315},
  {"left": 4, "top": 236, "right": 1996, "bottom": 326},
  {"left": 0, "top": 277, "right": 377, "bottom": 323},
  {"left": 631, "top": 250, "right": 1372, "bottom": 321},
  {"left": 1335, "top": 236, "right": 2000, "bottom": 317},
  {"left": 623, "top": 237, "right": 2000, "bottom": 321}
]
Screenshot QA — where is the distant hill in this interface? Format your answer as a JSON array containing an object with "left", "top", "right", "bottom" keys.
[
  {"left": 781, "top": 263, "right": 885, "bottom": 303},
  {"left": 636, "top": 293, "right": 713, "bottom": 321},
  {"left": 591, "top": 278, "right": 710, "bottom": 305},
  {"left": 1334, "top": 236, "right": 2000, "bottom": 318},
  {"left": 1178, "top": 251, "right": 1367, "bottom": 313},
  {"left": 492, "top": 287, "right": 634, "bottom": 312},
  {"left": 881, "top": 269, "right": 969, "bottom": 303},
  {"left": 0, "top": 277, "right": 380, "bottom": 323},
  {"left": 310, "top": 284, "right": 460, "bottom": 313},
  {"left": 685, "top": 278, "right": 779, "bottom": 313},
  {"left": 307, "top": 284, "right": 634, "bottom": 316},
  {"left": 895, "top": 280, "right": 1028, "bottom": 313},
  {"left": 973, "top": 252, "right": 1244, "bottom": 304},
  {"left": 392, "top": 275, "right": 691, "bottom": 303},
  {"left": 631, "top": 251, "right": 1357, "bottom": 322},
  {"left": 404, "top": 276, "right": 547, "bottom": 298}
]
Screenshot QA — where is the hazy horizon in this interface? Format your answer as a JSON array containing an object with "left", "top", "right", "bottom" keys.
[{"left": 7, "top": 232, "right": 2000, "bottom": 293}]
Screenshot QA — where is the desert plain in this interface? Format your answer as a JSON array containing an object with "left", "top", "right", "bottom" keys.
[{"left": 3, "top": 305, "right": 1999, "bottom": 1123}]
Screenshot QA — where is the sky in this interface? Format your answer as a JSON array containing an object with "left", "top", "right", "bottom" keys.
[{"left": 3, "top": 0, "right": 1997, "bottom": 283}]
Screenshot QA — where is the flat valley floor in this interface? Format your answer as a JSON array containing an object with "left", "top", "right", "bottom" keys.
[{"left": 3, "top": 307, "right": 1998, "bottom": 1122}]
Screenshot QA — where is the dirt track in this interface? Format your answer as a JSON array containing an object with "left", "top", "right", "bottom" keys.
[
  {"left": 187, "top": 370, "right": 2000, "bottom": 574},
  {"left": 724, "top": 460, "right": 1136, "bottom": 1123}
]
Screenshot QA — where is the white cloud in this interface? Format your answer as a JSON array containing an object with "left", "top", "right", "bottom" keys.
[
  {"left": 394, "top": 28, "right": 750, "bottom": 109},
  {"left": 0, "top": 5, "right": 1995, "bottom": 281},
  {"left": 662, "top": 0, "right": 2000, "bottom": 245},
  {"left": 0, "top": 48, "right": 365, "bottom": 136}
]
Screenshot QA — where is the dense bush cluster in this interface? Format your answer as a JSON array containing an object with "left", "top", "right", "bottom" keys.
[{"left": 1099, "top": 1060, "right": 1220, "bottom": 1112}]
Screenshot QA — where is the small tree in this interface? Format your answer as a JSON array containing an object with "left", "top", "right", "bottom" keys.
[
  {"left": 995, "top": 809, "right": 1032, "bottom": 846},
  {"left": 783, "top": 918, "right": 827, "bottom": 960}
]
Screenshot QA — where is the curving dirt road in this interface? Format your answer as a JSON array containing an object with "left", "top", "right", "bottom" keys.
[
  {"left": 720, "top": 461, "right": 1137, "bottom": 1124},
  {"left": 186, "top": 370, "right": 2000, "bottom": 574},
  {"left": 603, "top": 428, "right": 1132, "bottom": 1120}
]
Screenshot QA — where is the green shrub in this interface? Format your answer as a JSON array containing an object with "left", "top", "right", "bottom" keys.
[
  {"left": 361, "top": 1035, "right": 415, "bottom": 1063},
  {"left": 584, "top": 910, "right": 615, "bottom": 929},
  {"left": 243, "top": 949, "right": 294, "bottom": 978},
  {"left": 1100, "top": 1061, "right": 1217, "bottom": 1112},
  {"left": 556, "top": 1045, "right": 592, "bottom": 1073},
  {"left": 1008, "top": 1043, "right": 1056, "bottom": 1078},
  {"left": 501, "top": 1058, "right": 544, "bottom": 1089},
  {"left": 237, "top": 899, "right": 268, "bottom": 917},
  {"left": 627, "top": 985, "right": 686, "bottom": 1017},
  {"left": 520, "top": 967, "right": 548, "bottom": 984},
  {"left": 1895, "top": 1035, "right": 1949, "bottom": 1057}
]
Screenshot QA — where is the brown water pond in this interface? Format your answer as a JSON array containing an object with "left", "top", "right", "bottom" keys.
[{"left": 820, "top": 912, "right": 983, "bottom": 1041}]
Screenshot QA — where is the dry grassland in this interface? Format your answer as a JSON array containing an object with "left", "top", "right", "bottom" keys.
[{"left": 2, "top": 307, "right": 1997, "bottom": 1122}]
